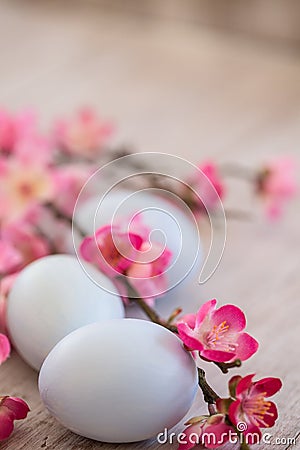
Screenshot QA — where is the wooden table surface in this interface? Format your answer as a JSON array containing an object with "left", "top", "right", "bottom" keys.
[{"left": 0, "top": 1, "right": 299, "bottom": 449}]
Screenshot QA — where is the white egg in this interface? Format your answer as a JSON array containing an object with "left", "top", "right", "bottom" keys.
[
  {"left": 75, "top": 189, "right": 202, "bottom": 298},
  {"left": 39, "top": 318, "right": 197, "bottom": 443},
  {"left": 7, "top": 254, "right": 124, "bottom": 370}
]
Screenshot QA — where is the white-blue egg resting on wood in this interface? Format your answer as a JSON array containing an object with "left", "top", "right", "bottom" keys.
[
  {"left": 38, "top": 318, "right": 198, "bottom": 443},
  {"left": 7, "top": 254, "right": 124, "bottom": 370}
]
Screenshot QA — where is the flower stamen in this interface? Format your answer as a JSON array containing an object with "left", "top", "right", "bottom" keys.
[
  {"left": 206, "top": 321, "right": 238, "bottom": 352},
  {"left": 242, "top": 391, "right": 274, "bottom": 427}
]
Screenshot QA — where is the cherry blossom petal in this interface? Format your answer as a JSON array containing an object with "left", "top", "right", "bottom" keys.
[
  {"left": 203, "top": 422, "right": 232, "bottom": 448},
  {"left": 190, "top": 161, "right": 225, "bottom": 212},
  {"left": 252, "top": 377, "right": 282, "bottom": 398},
  {"left": 201, "top": 349, "right": 236, "bottom": 363},
  {"left": 178, "top": 313, "right": 196, "bottom": 329},
  {"left": 1, "top": 397, "right": 30, "bottom": 420},
  {"left": 0, "top": 241, "right": 22, "bottom": 274},
  {"left": 195, "top": 299, "right": 217, "bottom": 327},
  {"left": 211, "top": 304, "right": 246, "bottom": 332},
  {"left": 234, "top": 332, "right": 259, "bottom": 361},
  {"left": 242, "top": 419, "right": 262, "bottom": 443},
  {"left": 236, "top": 374, "right": 255, "bottom": 396},
  {"left": 178, "top": 422, "right": 203, "bottom": 450},
  {"left": 0, "top": 110, "right": 15, "bottom": 151},
  {"left": 259, "top": 401, "right": 278, "bottom": 427},
  {"left": 228, "top": 398, "right": 242, "bottom": 426},
  {"left": 0, "top": 334, "right": 11, "bottom": 364},
  {"left": 127, "top": 262, "right": 153, "bottom": 279},
  {"left": 177, "top": 323, "right": 204, "bottom": 352},
  {"left": 0, "top": 409, "right": 14, "bottom": 440}
]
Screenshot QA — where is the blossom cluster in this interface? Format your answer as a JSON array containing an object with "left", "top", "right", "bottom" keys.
[
  {"left": 0, "top": 106, "right": 295, "bottom": 443},
  {"left": 188, "top": 158, "right": 297, "bottom": 219},
  {"left": 80, "top": 218, "right": 172, "bottom": 306},
  {"left": 0, "top": 108, "right": 112, "bottom": 276},
  {"left": 0, "top": 107, "right": 112, "bottom": 440},
  {"left": 179, "top": 374, "right": 282, "bottom": 449},
  {"left": 174, "top": 300, "right": 282, "bottom": 449}
]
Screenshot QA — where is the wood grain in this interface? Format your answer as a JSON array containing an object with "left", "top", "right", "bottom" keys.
[{"left": 0, "top": 1, "right": 299, "bottom": 449}]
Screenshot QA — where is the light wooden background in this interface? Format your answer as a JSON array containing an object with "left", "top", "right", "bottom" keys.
[{"left": 0, "top": 1, "right": 299, "bottom": 449}]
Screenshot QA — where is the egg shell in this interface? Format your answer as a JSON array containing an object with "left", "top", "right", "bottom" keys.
[
  {"left": 39, "top": 318, "right": 197, "bottom": 443},
  {"left": 7, "top": 254, "right": 124, "bottom": 370},
  {"left": 75, "top": 190, "right": 202, "bottom": 297}
]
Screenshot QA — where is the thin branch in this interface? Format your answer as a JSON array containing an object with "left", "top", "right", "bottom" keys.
[
  {"left": 123, "top": 278, "right": 178, "bottom": 333},
  {"left": 198, "top": 368, "right": 219, "bottom": 404},
  {"left": 214, "top": 359, "right": 242, "bottom": 374}
]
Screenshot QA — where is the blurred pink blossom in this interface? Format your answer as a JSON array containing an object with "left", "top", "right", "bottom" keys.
[
  {"left": 0, "top": 109, "right": 39, "bottom": 154},
  {"left": 0, "top": 159, "right": 54, "bottom": 224},
  {"left": 177, "top": 299, "right": 258, "bottom": 363},
  {"left": 0, "top": 110, "right": 14, "bottom": 152},
  {"left": 0, "top": 334, "right": 10, "bottom": 365},
  {"left": 127, "top": 241, "right": 172, "bottom": 306},
  {"left": 14, "top": 133, "right": 52, "bottom": 167},
  {"left": 0, "top": 274, "right": 18, "bottom": 335},
  {"left": 0, "top": 222, "right": 50, "bottom": 275},
  {"left": 187, "top": 161, "right": 225, "bottom": 213},
  {"left": 51, "top": 165, "right": 91, "bottom": 216},
  {"left": 0, "top": 241, "right": 22, "bottom": 275},
  {"left": 80, "top": 219, "right": 172, "bottom": 304},
  {"left": 0, "top": 298, "right": 6, "bottom": 335},
  {"left": 80, "top": 224, "right": 143, "bottom": 278},
  {"left": 257, "top": 157, "right": 297, "bottom": 219},
  {"left": 0, "top": 396, "right": 30, "bottom": 440},
  {"left": 55, "top": 108, "right": 113, "bottom": 156}
]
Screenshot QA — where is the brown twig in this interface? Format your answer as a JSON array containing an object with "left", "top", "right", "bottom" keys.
[
  {"left": 123, "top": 278, "right": 178, "bottom": 333},
  {"left": 198, "top": 368, "right": 220, "bottom": 404},
  {"left": 214, "top": 359, "right": 242, "bottom": 374}
]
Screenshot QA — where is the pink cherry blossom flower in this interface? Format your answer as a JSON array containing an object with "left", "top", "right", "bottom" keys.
[
  {"left": 178, "top": 414, "right": 233, "bottom": 450},
  {"left": 0, "top": 396, "right": 30, "bottom": 440},
  {"left": 0, "top": 110, "right": 15, "bottom": 152},
  {"left": 177, "top": 299, "right": 258, "bottom": 363},
  {"left": 51, "top": 165, "right": 91, "bottom": 216},
  {"left": 198, "top": 162, "right": 225, "bottom": 205},
  {"left": 0, "top": 109, "right": 41, "bottom": 155},
  {"left": 226, "top": 374, "right": 282, "bottom": 439},
  {"left": 0, "top": 296, "right": 7, "bottom": 335},
  {"left": 55, "top": 108, "right": 113, "bottom": 156},
  {"left": 0, "top": 274, "right": 18, "bottom": 335},
  {"left": 186, "top": 161, "right": 225, "bottom": 213},
  {"left": 0, "top": 159, "right": 53, "bottom": 223},
  {"left": 127, "top": 241, "right": 172, "bottom": 305},
  {"left": 0, "top": 222, "right": 50, "bottom": 275},
  {"left": 80, "top": 220, "right": 172, "bottom": 304},
  {"left": 80, "top": 224, "right": 143, "bottom": 278},
  {"left": 256, "top": 157, "right": 297, "bottom": 219},
  {"left": 14, "top": 132, "right": 52, "bottom": 167},
  {"left": 0, "top": 241, "right": 22, "bottom": 275},
  {"left": 0, "top": 334, "right": 10, "bottom": 365},
  {"left": 12, "top": 110, "right": 37, "bottom": 142}
]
